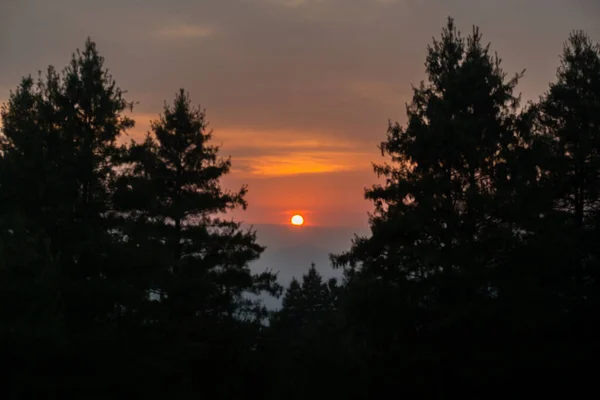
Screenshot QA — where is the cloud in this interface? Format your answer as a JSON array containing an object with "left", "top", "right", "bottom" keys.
[
  {"left": 155, "top": 23, "right": 215, "bottom": 39},
  {"left": 123, "top": 118, "right": 376, "bottom": 178},
  {"left": 253, "top": 0, "right": 353, "bottom": 22},
  {"left": 206, "top": 127, "right": 377, "bottom": 177},
  {"left": 231, "top": 149, "right": 374, "bottom": 177},
  {"left": 215, "top": 128, "right": 359, "bottom": 149},
  {"left": 373, "top": 0, "right": 405, "bottom": 4},
  {"left": 260, "top": 0, "right": 329, "bottom": 7},
  {"left": 4, "top": 0, "right": 597, "bottom": 226},
  {"left": 343, "top": 80, "right": 407, "bottom": 105},
  {"left": 260, "top": 0, "right": 404, "bottom": 8}
]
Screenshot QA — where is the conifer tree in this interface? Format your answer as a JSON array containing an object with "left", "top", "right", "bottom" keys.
[
  {"left": 0, "top": 38, "right": 137, "bottom": 395},
  {"left": 114, "top": 89, "right": 279, "bottom": 396},
  {"left": 330, "top": 20, "right": 538, "bottom": 380},
  {"left": 335, "top": 17, "right": 526, "bottom": 324},
  {"left": 54, "top": 39, "right": 135, "bottom": 340},
  {"left": 271, "top": 263, "right": 338, "bottom": 330},
  {"left": 265, "top": 264, "right": 341, "bottom": 399},
  {"left": 533, "top": 31, "right": 600, "bottom": 325},
  {"left": 538, "top": 32, "right": 600, "bottom": 230}
]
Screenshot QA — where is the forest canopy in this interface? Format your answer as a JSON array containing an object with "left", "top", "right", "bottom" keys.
[{"left": 1, "top": 17, "right": 600, "bottom": 399}]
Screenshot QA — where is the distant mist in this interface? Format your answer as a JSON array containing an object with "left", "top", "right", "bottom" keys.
[{"left": 245, "top": 223, "right": 370, "bottom": 309}]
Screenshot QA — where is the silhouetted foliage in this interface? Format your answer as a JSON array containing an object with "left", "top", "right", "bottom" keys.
[
  {"left": 532, "top": 31, "right": 600, "bottom": 337},
  {"left": 0, "top": 40, "right": 279, "bottom": 399},
  {"left": 0, "top": 39, "right": 138, "bottom": 397},
  {"left": 2, "top": 17, "right": 600, "bottom": 399},
  {"left": 261, "top": 264, "right": 345, "bottom": 399},
  {"left": 113, "top": 89, "right": 280, "bottom": 396},
  {"left": 329, "top": 18, "right": 600, "bottom": 391},
  {"left": 334, "top": 15, "right": 528, "bottom": 352}
]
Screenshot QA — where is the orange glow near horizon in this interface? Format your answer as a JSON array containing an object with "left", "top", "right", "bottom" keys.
[
  {"left": 122, "top": 116, "right": 375, "bottom": 179},
  {"left": 291, "top": 214, "right": 304, "bottom": 226},
  {"left": 121, "top": 113, "right": 381, "bottom": 227}
]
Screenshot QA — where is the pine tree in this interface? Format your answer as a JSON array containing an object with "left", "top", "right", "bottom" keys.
[
  {"left": 330, "top": 20, "right": 540, "bottom": 385},
  {"left": 54, "top": 39, "right": 135, "bottom": 343},
  {"left": 534, "top": 31, "right": 600, "bottom": 332},
  {"left": 335, "top": 16, "right": 526, "bottom": 328},
  {"left": 114, "top": 89, "right": 279, "bottom": 396},
  {"left": 0, "top": 38, "right": 137, "bottom": 395},
  {"left": 265, "top": 264, "right": 341, "bottom": 399},
  {"left": 271, "top": 263, "right": 338, "bottom": 330},
  {"left": 538, "top": 32, "right": 600, "bottom": 230},
  {"left": 0, "top": 71, "right": 63, "bottom": 230}
]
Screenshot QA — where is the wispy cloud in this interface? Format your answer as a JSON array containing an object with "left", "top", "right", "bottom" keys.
[
  {"left": 215, "top": 128, "right": 359, "bottom": 150},
  {"left": 122, "top": 118, "right": 374, "bottom": 178},
  {"left": 261, "top": 0, "right": 328, "bottom": 7},
  {"left": 260, "top": 0, "right": 402, "bottom": 7},
  {"left": 155, "top": 24, "right": 215, "bottom": 39},
  {"left": 215, "top": 128, "right": 374, "bottom": 177},
  {"left": 232, "top": 150, "right": 373, "bottom": 177}
]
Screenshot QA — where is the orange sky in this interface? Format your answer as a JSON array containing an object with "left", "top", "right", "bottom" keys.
[
  {"left": 2, "top": 0, "right": 599, "bottom": 228},
  {"left": 127, "top": 113, "right": 382, "bottom": 227}
]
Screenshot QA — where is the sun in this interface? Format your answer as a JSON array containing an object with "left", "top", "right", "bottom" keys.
[{"left": 291, "top": 214, "right": 304, "bottom": 226}]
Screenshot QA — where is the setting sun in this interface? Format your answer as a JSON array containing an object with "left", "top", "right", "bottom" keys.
[{"left": 291, "top": 214, "right": 304, "bottom": 226}]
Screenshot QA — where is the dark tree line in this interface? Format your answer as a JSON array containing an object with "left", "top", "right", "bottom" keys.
[
  {"left": 1, "top": 17, "right": 600, "bottom": 398},
  {"left": 0, "top": 40, "right": 279, "bottom": 398}
]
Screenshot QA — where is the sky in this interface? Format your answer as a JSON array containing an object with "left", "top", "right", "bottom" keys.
[{"left": 1, "top": 0, "right": 599, "bottom": 231}]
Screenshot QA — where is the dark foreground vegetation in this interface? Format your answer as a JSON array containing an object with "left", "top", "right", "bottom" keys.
[{"left": 2, "top": 17, "right": 600, "bottom": 398}]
